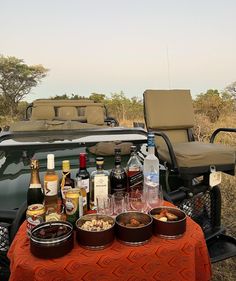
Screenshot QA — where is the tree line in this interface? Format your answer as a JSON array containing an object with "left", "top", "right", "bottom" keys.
[{"left": 0, "top": 55, "right": 235, "bottom": 125}]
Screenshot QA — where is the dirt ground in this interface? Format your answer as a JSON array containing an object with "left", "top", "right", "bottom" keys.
[{"left": 211, "top": 174, "right": 236, "bottom": 281}]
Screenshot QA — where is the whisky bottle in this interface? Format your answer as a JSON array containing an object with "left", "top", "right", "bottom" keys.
[
  {"left": 90, "top": 157, "right": 110, "bottom": 210},
  {"left": 27, "top": 159, "right": 44, "bottom": 206},
  {"left": 60, "top": 160, "right": 75, "bottom": 205},
  {"left": 110, "top": 148, "right": 127, "bottom": 193},
  {"left": 126, "top": 146, "right": 143, "bottom": 192}
]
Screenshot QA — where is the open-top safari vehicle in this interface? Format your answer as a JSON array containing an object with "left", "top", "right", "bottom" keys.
[{"left": 0, "top": 92, "right": 235, "bottom": 280}]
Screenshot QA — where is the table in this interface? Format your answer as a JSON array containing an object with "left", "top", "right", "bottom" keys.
[{"left": 7, "top": 215, "right": 212, "bottom": 281}]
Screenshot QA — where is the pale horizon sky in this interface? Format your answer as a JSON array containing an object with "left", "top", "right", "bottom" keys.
[{"left": 1, "top": 0, "right": 236, "bottom": 102}]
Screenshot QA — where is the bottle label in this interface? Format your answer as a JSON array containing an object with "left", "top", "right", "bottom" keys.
[
  {"left": 29, "top": 183, "right": 42, "bottom": 189},
  {"left": 44, "top": 181, "right": 57, "bottom": 196},
  {"left": 148, "top": 135, "right": 155, "bottom": 147},
  {"left": 94, "top": 175, "right": 108, "bottom": 206},
  {"left": 128, "top": 171, "right": 143, "bottom": 191},
  {"left": 80, "top": 178, "right": 90, "bottom": 194},
  {"left": 61, "top": 185, "right": 73, "bottom": 200}
]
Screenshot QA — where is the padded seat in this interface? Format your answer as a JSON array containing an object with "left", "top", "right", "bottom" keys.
[
  {"left": 158, "top": 141, "right": 235, "bottom": 168},
  {"left": 85, "top": 106, "right": 105, "bottom": 125},
  {"left": 143, "top": 89, "right": 236, "bottom": 177},
  {"left": 30, "top": 106, "right": 55, "bottom": 120}
]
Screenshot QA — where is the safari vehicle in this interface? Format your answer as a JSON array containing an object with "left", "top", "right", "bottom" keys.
[{"left": 0, "top": 92, "right": 236, "bottom": 280}]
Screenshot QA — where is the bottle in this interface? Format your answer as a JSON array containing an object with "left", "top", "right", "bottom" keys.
[
  {"left": 90, "top": 157, "right": 110, "bottom": 210},
  {"left": 60, "top": 160, "right": 75, "bottom": 206},
  {"left": 27, "top": 159, "right": 44, "bottom": 206},
  {"left": 143, "top": 133, "right": 160, "bottom": 191},
  {"left": 76, "top": 177, "right": 87, "bottom": 215},
  {"left": 44, "top": 154, "right": 58, "bottom": 213},
  {"left": 110, "top": 147, "right": 127, "bottom": 193},
  {"left": 126, "top": 146, "right": 143, "bottom": 192},
  {"left": 76, "top": 153, "right": 90, "bottom": 210}
]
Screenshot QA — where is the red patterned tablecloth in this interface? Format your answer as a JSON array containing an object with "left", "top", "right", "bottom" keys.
[{"left": 7, "top": 214, "right": 212, "bottom": 281}]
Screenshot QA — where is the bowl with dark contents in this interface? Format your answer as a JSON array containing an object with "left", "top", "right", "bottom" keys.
[
  {"left": 30, "top": 221, "right": 74, "bottom": 258},
  {"left": 149, "top": 207, "right": 186, "bottom": 239},
  {"left": 76, "top": 214, "right": 115, "bottom": 250},
  {"left": 115, "top": 211, "right": 153, "bottom": 245}
]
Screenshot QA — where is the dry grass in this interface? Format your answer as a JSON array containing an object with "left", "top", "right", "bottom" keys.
[{"left": 211, "top": 174, "right": 236, "bottom": 281}]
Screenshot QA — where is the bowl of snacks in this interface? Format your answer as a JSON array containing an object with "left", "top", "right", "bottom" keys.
[
  {"left": 30, "top": 221, "right": 74, "bottom": 258},
  {"left": 149, "top": 207, "right": 186, "bottom": 239},
  {"left": 115, "top": 211, "right": 153, "bottom": 245},
  {"left": 76, "top": 214, "right": 115, "bottom": 250}
]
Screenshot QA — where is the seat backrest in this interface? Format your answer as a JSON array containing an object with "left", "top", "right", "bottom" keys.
[
  {"left": 30, "top": 106, "right": 55, "bottom": 120},
  {"left": 143, "top": 89, "right": 194, "bottom": 146},
  {"left": 57, "top": 106, "right": 78, "bottom": 120},
  {"left": 85, "top": 105, "right": 105, "bottom": 125}
]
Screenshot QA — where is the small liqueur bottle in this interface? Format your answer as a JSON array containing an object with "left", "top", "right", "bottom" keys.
[
  {"left": 60, "top": 160, "right": 75, "bottom": 206},
  {"left": 90, "top": 157, "right": 110, "bottom": 210},
  {"left": 110, "top": 147, "right": 127, "bottom": 193},
  {"left": 126, "top": 146, "right": 143, "bottom": 192},
  {"left": 76, "top": 177, "right": 87, "bottom": 215},
  {"left": 76, "top": 153, "right": 90, "bottom": 210},
  {"left": 27, "top": 159, "right": 44, "bottom": 206},
  {"left": 44, "top": 154, "right": 58, "bottom": 214}
]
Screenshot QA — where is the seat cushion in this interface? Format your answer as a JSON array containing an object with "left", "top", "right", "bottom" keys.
[{"left": 158, "top": 141, "right": 235, "bottom": 168}]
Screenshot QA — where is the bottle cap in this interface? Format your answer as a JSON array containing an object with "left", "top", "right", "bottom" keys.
[
  {"left": 96, "top": 157, "right": 104, "bottom": 165},
  {"left": 62, "top": 160, "right": 70, "bottom": 172},
  {"left": 47, "top": 154, "right": 55, "bottom": 169},
  {"left": 30, "top": 159, "right": 39, "bottom": 169}
]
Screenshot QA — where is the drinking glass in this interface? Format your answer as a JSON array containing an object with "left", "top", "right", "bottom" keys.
[
  {"left": 96, "top": 195, "right": 114, "bottom": 216},
  {"left": 146, "top": 185, "right": 164, "bottom": 211},
  {"left": 113, "top": 191, "right": 129, "bottom": 215},
  {"left": 128, "top": 190, "right": 148, "bottom": 213}
]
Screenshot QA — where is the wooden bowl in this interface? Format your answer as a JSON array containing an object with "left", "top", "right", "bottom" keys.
[{"left": 149, "top": 207, "right": 186, "bottom": 239}]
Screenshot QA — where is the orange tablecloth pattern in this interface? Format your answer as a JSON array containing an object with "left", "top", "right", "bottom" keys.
[{"left": 8, "top": 217, "right": 212, "bottom": 281}]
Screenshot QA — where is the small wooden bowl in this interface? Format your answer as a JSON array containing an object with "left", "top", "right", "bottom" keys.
[{"left": 149, "top": 207, "right": 186, "bottom": 239}]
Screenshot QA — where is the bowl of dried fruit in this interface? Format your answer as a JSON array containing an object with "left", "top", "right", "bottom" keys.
[
  {"left": 149, "top": 207, "right": 186, "bottom": 239},
  {"left": 76, "top": 214, "right": 115, "bottom": 250},
  {"left": 30, "top": 221, "right": 74, "bottom": 258},
  {"left": 115, "top": 211, "right": 153, "bottom": 245}
]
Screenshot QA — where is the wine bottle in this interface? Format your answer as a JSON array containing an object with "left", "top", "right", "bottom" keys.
[
  {"left": 27, "top": 159, "right": 44, "bottom": 206},
  {"left": 76, "top": 153, "right": 90, "bottom": 210}
]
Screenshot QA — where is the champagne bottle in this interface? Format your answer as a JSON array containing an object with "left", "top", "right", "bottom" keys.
[{"left": 27, "top": 159, "right": 44, "bottom": 206}]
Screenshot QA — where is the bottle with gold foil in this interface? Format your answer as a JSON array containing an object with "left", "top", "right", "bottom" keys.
[
  {"left": 44, "top": 154, "right": 58, "bottom": 213},
  {"left": 60, "top": 160, "right": 75, "bottom": 206},
  {"left": 27, "top": 159, "right": 44, "bottom": 206}
]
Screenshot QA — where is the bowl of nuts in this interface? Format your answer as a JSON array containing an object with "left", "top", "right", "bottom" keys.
[
  {"left": 149, "top": 207, "right": 186, "bottom": 239},
  {"left": 76, "top": 214, "right": 115, "bottom": 250},
  {"left": 115, "top": 211, "right": 153, "bottom": 245}
]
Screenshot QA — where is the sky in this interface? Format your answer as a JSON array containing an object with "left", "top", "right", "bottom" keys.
[{"left": 1, "top": 0, "right": 236, "bottom": 102}]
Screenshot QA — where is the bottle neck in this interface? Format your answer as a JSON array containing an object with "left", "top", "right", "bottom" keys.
[
  {"left": 62, "top": 171, "right": 71, "bottom": 178},
  {"left": 30, "top": 169, "right": 41, "bottom": 184},
  {"left": 80, "top": 154, "right": 87, "bottom": 169},
  {"left": 96, "top": 163, "right": 103, "bottom": 170},
  {"left": 148, "top": 146, "right": 155, "bottom": 155}
]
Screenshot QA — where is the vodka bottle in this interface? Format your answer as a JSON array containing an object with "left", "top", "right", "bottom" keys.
[{"left": 143, "top": 133, "right": 160, "bottom": 191}]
